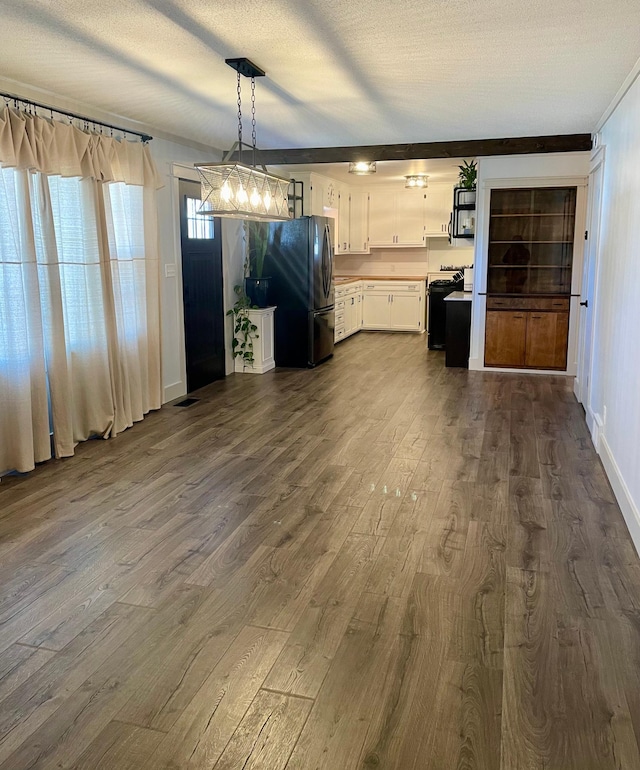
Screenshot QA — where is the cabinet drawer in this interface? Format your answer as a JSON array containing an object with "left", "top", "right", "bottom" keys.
[
  {"left": 392, "top": 282, "right": 421, "bottom": 292},
  {"left": 362, "top": 281, "right": 423, "bottom": 292},
  {"left": 335, "top": 327, "right": 346, "bottom": 342},
  {"left": 336, "top": 299, "right": 346, "bottom": 311},
  {"left": 335, "top": 311, "right": 345, "bottom": 325},
  {"left": 487, "top": 296, "right": 570, "bottom": 312}
]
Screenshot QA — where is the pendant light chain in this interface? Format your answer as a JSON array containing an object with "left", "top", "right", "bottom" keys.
[
  {"left": 195, "top": 57, "right": 292, "bottom": 222},
  {"left": 236, "top": 71, "right": 243, "bottom": 163},
  {"left": 251, "top": 76, "right": 257, "bottom": 168}
]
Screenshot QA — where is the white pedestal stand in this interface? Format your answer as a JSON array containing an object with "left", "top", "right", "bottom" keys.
[{"left": 234, "top": 306, "right": 276, "bottom": 374}]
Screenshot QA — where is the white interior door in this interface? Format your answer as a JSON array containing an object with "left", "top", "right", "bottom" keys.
[{"left": 576, "top": 153, "right": 604, "bottom": 415}]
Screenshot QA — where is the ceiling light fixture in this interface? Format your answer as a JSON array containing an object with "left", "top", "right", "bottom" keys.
[
  {"left": 195, "top": 58, "right": 292, "bottom": 222},
  {"left": 405, "top": 175, "right": 429, "bottom": 189},
  {"left": 349, "top": 161, "right": 377, "bottom": 175}
]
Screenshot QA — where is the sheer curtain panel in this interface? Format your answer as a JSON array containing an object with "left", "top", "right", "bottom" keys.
[{"left": 0, "top": 107, "right": 162, "bottom": 474}]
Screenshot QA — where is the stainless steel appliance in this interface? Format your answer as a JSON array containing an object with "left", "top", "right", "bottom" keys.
[{"left": 265, "top": 216, "right": 335, "bottom": 367}]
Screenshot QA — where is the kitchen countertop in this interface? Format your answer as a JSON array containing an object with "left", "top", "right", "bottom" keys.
[
  {"left": 444, "top": 291, "right": 473, "bottom": 302},
  {"left": 334, "top": 275, "right": 428, "bottom": 284}
]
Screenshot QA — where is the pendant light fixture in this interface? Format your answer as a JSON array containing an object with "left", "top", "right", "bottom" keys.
[
  {"left": 349, "top": 161, "right": 376, "bottom": 175},
  {"left": 195, "top": 58, "right": 292, "bottom": 222},
  {"left": 405, "top": 174, "right": 429, "bottom": 189}
]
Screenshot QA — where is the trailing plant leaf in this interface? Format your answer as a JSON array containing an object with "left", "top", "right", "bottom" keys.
[{"left": 228, "top": 284, "right": 259, "bottom": 365}]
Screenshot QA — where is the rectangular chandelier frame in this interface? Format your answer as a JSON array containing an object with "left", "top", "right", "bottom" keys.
[{"left": 196, "top": 142, "right": 292, "bottom": 222}]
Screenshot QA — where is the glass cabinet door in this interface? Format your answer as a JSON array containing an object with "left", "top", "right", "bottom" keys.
[{"left": 487, "top": 187, "right": 576, "bottom": 295}]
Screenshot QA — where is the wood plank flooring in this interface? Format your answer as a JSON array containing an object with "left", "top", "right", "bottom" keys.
[{"left": 1, "top": 331, "right": 639, "bottom": 769}]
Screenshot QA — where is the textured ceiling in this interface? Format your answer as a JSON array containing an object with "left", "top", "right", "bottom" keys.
[{"left": 1, "top": 0, "right": 639, "bottom": 153}]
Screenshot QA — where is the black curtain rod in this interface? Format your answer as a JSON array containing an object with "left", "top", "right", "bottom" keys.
[{"left": 1, "top": 90, "right": 153, "bottom": 143}]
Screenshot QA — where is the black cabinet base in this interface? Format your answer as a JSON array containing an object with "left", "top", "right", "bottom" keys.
[{"left": 445, "top": 301, "right": 472, "bottom": 368}]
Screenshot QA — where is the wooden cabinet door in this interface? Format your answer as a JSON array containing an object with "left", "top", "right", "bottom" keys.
[
  {"left": 349, "top": 191, "right": 370, "bottom": 253},
  {"left": 485, "top": 311, "right": 527, "bottom": 367},
  {"left": 362, "top": 292, "right": 391, "bottom": 328},
  {"left": 356, "top": 292, "right": 363, "bottom": 329},
  {"left": 368, "top": 192, "right": 395, "bottom": 246},
  {"left": 424, "top": 185, "right": 451, "bottom": 237},
  {"left": 525, "top": 312, "right": 569, "bottom": 369},
  {"left": 395, "top": 190, "right": 425, "bottom": 245},
  {"left": 389, "top": 293, "right": 422, "bottom": 331}
]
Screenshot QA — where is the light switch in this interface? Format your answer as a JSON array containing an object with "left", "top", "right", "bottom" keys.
[{"left": 164, "top": 263, "right": 177, "bottom": 278}]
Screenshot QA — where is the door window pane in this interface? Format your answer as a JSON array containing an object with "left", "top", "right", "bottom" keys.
[{"left": 186, "top": 197, "right": 214, "bottom": 239}]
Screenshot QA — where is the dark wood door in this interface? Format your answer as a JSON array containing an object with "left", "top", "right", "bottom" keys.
[
  {"left": 525, "top": 311, "right": 569, "bottom": 369},
  {"left": 484, "top": 310, "right": 527, "bottom": 367},
  {"left": 179, "top": 179, "right": 225, "bottom": 392}
]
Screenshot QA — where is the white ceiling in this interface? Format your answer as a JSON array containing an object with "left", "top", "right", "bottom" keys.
[{"left": 1, "top": 0, "right": 639, "bottom": 155}]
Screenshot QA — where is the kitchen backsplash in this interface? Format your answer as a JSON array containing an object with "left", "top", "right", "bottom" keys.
[{"left": 335, "top": 242, "right": 474, "bottom": 276}]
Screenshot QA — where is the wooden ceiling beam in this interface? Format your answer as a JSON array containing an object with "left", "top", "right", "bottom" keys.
[{"left": 244, "top": 134, "right": 592, "bottom": 165}]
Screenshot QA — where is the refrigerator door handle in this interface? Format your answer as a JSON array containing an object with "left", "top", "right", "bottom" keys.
[{"left": 323, "top": 223, "right": 333, "bottom": 299}]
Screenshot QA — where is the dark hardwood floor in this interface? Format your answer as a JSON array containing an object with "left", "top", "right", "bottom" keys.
[{"left": 1, "top": 331, "right": 639, "bottom": 769}]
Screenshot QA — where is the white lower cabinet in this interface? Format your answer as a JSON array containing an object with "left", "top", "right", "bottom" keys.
[
  {"left": 361, "top": 281, "right": 425, "bottom": 332},
  {"left": 334, "top": 282, "right": 363, "bottom": 342},
  {"left": 362, "top": 291, "right": 391, "bottom": 328}
]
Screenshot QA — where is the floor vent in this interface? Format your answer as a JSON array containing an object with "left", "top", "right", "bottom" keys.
[{"left": 174, "top": 397, "right": 200, "bottom": 408}]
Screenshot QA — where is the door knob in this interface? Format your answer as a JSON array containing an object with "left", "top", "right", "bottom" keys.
[{"left": 580, "top": 300, "right": 588, "bottom": 307}]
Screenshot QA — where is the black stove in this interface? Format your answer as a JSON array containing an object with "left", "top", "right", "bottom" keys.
[{"left": 427, "top": 274, "right": 464, "bottom": 349}]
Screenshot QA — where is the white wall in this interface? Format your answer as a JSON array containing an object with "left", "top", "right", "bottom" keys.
[
  {"left": 469, "top": 151, "right": 590, "bottom": 374},
  {"left": 587, "top": 71, "right": 640, "bottom": 547},
  {"left": 335, "top": 240, "right": 474, "bottom": 277}
]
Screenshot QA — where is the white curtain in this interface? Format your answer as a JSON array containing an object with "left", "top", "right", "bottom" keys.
[{"left": 0, "top": 107, "right": 162, "bottom": 473}]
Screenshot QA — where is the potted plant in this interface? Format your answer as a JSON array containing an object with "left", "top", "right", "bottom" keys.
[
  {"left": 457, "top": 160, "right": 477, "bottom": 206},
  {"left": 244, "top": 220, "right": 271, "bottom": 307},
  {"left": 227, "top": 284, "right": 259, "bottom": 367}
]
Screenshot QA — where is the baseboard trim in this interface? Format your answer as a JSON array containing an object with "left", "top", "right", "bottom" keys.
[
  {"left": 586, "top": 407, "right": 601, "bottom": 450},
  {"left": 163, "top": 381, "right": 187, "bottom": 404},
  {"left": 599, "top": 435, "right": 640, "bottom": 555},
  {"left": 573, "top": 376, "right": 581, "bottom": 403}
]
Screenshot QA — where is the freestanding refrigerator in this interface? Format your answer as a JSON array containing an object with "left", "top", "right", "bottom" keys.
[{"left": 265, "top": 216, "right": 335, "bottom": 367}]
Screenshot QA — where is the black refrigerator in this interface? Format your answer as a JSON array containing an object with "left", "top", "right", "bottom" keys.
[{"left": 265, "top": 216, "right": 335, "bottom": 368}]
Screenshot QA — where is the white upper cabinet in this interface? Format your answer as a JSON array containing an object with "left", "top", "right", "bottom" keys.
[
  {"left": 424, "top": 184, "right": 452, "bottom": 237},
  {"left": 347, "top": 191, "right": 370, "bottom": 254},
  {"left": 368, "top": 190, "right": 425, "bottom": 247},
  {"left": 368, "top": 192, "right": 397, "bottom": 246},
  {"left": 337, "top": 189, "right": 350, "bottom": 253},
  {"left": 396, "top": 189, "right": 425, "bottom": 245}
]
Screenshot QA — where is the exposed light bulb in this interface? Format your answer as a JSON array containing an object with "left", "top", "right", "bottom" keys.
[
  {"left": 349, "top": 161, "right": 377, "bottom": 175},
  {"left": 250, "top": 188, "right": 261, "bottom": 207},
  {"left": 236, "top": 186, "right": 248, "bottom": 204},
  {"left": 221, "top": 182, "right": 232, "bottom": 202},
  {"left": 264, "top": 191, "right": 272, "bottom": 210},
  {"left": 405, "top": 175, "right": 428, "bottom": 189}
]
